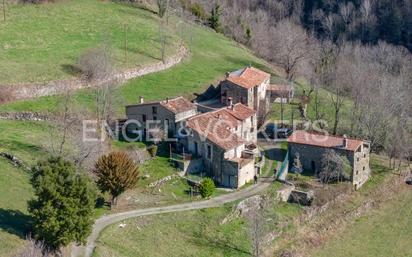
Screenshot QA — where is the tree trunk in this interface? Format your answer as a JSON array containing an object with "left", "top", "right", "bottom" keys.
[{"left": 333, "top": 109, "right": 340, "bottom": 135}]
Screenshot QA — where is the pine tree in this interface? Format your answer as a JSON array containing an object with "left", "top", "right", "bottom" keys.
[{"left": 28, "top": 157, "right": 96, "bottom": 251}]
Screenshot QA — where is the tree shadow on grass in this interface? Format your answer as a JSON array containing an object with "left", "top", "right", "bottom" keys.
[{"left": 0, "top": 209, "right": 32, "bottom": 239}]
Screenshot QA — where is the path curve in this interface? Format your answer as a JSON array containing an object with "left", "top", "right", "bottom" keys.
[
  {"left": 2, "top": 45, "right": 188, "bottom": 102},
  {"left": 71, "top": 177, "right": 274, "bottom": 257}
]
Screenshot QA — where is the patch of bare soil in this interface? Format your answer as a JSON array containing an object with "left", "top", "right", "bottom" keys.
[{"left": 265, "top": 171, "right": 409, "bottom": 257}]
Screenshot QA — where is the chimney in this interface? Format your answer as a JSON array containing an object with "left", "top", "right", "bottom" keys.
[
  {"left": 343, "top": 134, "right": 348, "bottom": 148},
  {"left": 225, "top": 72, "right": 230, "bottom": 78},
  {"left": 139, "top": 96, "right": 144, "bottom": 104},
  {"left": 227, "top": 97, "right": 233, "bottom": 108},
  {"left": 166, "top": 97, "right": 169, "bottom": 103}
]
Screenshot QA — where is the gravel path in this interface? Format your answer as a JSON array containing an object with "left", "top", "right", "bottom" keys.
[{"left": 71, "top": 177, "right": 274, "bottom": 257}]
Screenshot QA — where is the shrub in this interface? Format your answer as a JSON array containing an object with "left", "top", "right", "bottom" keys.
[
  {"left": 78, "top": 46, "right": 112, "bottom": 82},
  {"left": 191, "top": 3, "right": 207, "bottom": 21},
  {"left": 0, "top": 87, "right": 15, "bottom": 104},
  {"left": 199, "top": 177, "right": 215, "bottom": 198},
  {"left": 147, "top": 145, "right": 158, "bottom": 158},
  {"left": 94, "top": 151, "right": 139, "bottom": 207}
]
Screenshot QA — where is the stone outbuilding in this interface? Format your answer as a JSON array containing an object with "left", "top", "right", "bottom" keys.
[
  {"left": 125, "top": 96, "right": 197, "bottom": 139},
  {"left": 288, "top": 130, "right": 371, "bottom": 189},
  {"left": 267, "top": 84, "right": 294, "bottom": 103}
]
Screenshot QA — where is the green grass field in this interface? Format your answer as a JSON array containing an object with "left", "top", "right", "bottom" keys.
[
  {"left": 0, "top": 0, "right": 179, "bottom": 84},
  {"left": 0, "top": 120, "right": 53, "bottom": 164},
  {"left": 311, "top": 188, "right": 412, "bottom": 257},
  {"left": 0, "top": 6, "right": 267, "bottom": 114},
  {"left": 93, "top": 200, "right": 301, "bottom": 257},
  {"left": 0, "top": 160, "right": 33, "bottom": 257}
]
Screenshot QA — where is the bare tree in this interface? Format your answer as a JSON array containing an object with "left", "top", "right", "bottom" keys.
[
  {"left": 257, "top": 99, "right": 272, "bottom": 129},
  {"left": 159, "top": 20, "right": 167, "bottom": 63},
  {"left": 319, "top": 149, "right": 351, "bottom": 183},
  {"left": 257, "top": 19, "right": 314, "bottom": 81},
  {"left": 157, "top": 0, "right": 169, "bottom": 18},
  {"left": 14, "top": 237, "right": 49, "bottom": 257},
  {"left": 247, "top": 199, "right": 269, "bottom": 257}
]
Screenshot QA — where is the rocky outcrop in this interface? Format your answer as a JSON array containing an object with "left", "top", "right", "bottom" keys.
[
  {"left": 220, "top": 194, "right": 265, "bottom": 224},
  {"left": 0, "top": 152, "right": 31, "bottom": 171},
  {"left": 1, "top": 45, "right": 188, "bottom": 101}
]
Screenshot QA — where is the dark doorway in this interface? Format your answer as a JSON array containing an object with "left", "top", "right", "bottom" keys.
[{"left": 311, "top": 161, "right": 316, "bottom": 172}]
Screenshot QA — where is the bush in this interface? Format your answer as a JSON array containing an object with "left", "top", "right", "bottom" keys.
[
  {"left": 199, "top": 177, "right": 215, "bottom": 198},
  {"left": 147, "top": 145, "right": 158, "bottom": 158},
  {"left": 0, "top": 87, "right": 14, "bottom": 104},
  {"left": 78, "top": 46, "right": 112, "bottom": 81},
  {"left": 191, "top": 3, "right": 207, "bottom": 21}
]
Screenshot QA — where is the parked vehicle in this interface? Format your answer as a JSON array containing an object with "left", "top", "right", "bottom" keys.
[
  {"left": 264, "top": 123, "right": 292, "bottom": 139},
  {"left": 406, "top": 177, "right": 412, "bottom": 185},
  {"left": 277, "top": 128, "right": 293, "bottom": 138}
]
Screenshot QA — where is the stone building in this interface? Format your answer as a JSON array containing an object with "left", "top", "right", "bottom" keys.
[
  {"left": 125, "top": 96, "right": 197, "bottom": 139},
  {"left": 267, "top": 84, "right": 294, "bottom": 103},
  {"left": 183, "top": 103, "right": 258, "bottom": 188},
  {"left": 220, "top": 66, "right": 271, "bottom": 111},
  {"left": 288, "top": 130, "right": 371, "bottom": 189}
]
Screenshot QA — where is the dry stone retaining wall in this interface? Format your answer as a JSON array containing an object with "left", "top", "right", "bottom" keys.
[{"left": 2, "top": 45, "right": 188, "bottom": 101}]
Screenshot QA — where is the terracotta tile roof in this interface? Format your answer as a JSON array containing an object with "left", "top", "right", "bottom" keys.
[
  {"left": 227, "top": 157, "right": 254, "bottom": 168},
  {"left": 267, "top": 84, "right": 293, "bottom": 93},
  {"left": 159, "top": 97, "right": 196, "bottom": 114},
  {"left": 213, "top": 103, "right": 256, "bottom": 124},
  {"left": 187, "top": 112, "right": 245, "bottom": 151},
  {"left": 227, "top": 67, "right": 271, "bottom": 89},
  {"left": 288, "top": 131, "right": 364, "bottom": 152},
  {"left": 126, "top": 96, "right": 196, "bottom": 114}
]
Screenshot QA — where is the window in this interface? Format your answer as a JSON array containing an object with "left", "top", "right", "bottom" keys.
[
  {"left": 207, "top": 145, "right": 212, "bottom": 159},
  {"left": 152, "top": 106, "right": 157, "bottom": 114},
  {"left": 363, "top": 166, "right": 365, "bottom": 171},
  {"left": 251, "top": 116, "right": 254, "bottom": 126},
  {"left": 142, "top": 114, "right": 146, "bottom": 122},
  {"left": 357, "top": 157, "right": 359, "bottom": 162},
  {"left": 356, "top": 170, "right": 359, "bottom": 175},
  {"left": 153, "top": 116, "right": 157, "bottom": 120}
]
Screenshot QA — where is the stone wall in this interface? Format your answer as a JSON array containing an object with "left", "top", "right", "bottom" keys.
[
  {"left": 0, "top": 111, "right": 51, "bottom": 121},
  {"left": 2, "top": 45, "right": 188, "bottom": 101}
]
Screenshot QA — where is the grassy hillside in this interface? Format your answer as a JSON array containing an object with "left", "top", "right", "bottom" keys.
[
  {"left": 0, "top": 11, "right": 268, "bottom": 114},
  {"left": 0, "top": 160, "right": 33, "bottom": 257},
  {"left": 0, "top": 0, "right": 179, "bottom": 84},
  {"left": 93, "top": 201, "right": 301, "bottom": 257},
  {"left": 311, "top": 188, "right": 412, "bottom": 257},
  {"left": 0, "top": 120, "right": 53, "bottom": 164}
]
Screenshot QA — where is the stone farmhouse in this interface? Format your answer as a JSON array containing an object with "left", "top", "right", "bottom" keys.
[
  {"left": 183, "top": 103, "right": 258, "bottom": 188},
  {"left": 125, "top": 96, "right": 197, "bottom": 138},
  {"left": 288, "top": 130, "right": 371, "bottom": 189},
  {"left": 220, "top": 66, "right": 271, "bottom": 111},
  {"left": 125, "top": 94, "right": 260, "bottom": 188}
]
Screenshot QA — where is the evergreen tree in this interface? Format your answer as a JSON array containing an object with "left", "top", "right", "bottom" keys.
[
  {"left": 94, "top": 151, "right": 139, "bottom": 207},
  {"left": 209, "top": 4, "right": 222, "bottom": 33},
  {"left": 199, "top": 177, "right": 215, "bottom": 198},
  {"left": 28, "top": 157, "right": 96, "bottom": 251}
]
